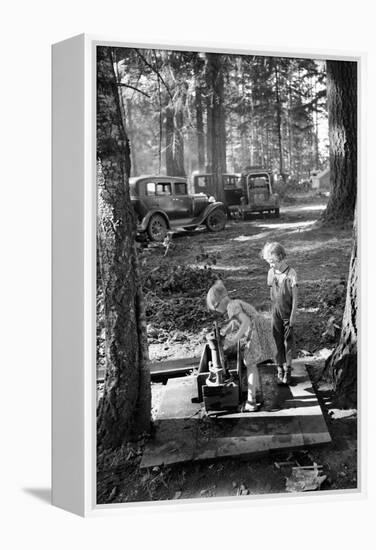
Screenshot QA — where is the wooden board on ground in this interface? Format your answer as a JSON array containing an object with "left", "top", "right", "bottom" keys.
[
  {"left": 141, "top": 359, "right": 331, "bottom": 468},
  {"left": 97, "top": 356, "right": 200, "bottom": 382}
]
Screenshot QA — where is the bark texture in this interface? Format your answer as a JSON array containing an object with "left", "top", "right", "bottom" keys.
[
  {"left": 322, "top": 61, "right": 357, "bottom": 223},
  {"left": 165, "top": 103, "right": 186, "bottom": 176},
  {"left": 324, "top": 212, "right": 358, "bottom": 408},
  {"left": 205, "top": 53, "right": 226, "bottom": 201},
  {"left": 165, "top": 54, "right": 186, "bottom": 177},
  {"left": 195, "top": 79, "right": 205, "bottom": 172},
  {"left": 274, "top": 62, "right": 285, "bottom": 181},
  {"left": 96, "top": 46, "right": 151, "bottom": 450}
]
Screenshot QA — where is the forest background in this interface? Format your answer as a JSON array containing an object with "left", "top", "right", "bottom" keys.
[{"left": 115, "top": 48, "right": 329, "bottom": 188}]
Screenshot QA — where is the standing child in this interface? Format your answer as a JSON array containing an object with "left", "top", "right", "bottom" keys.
[
  {"left": 261, "top": 242, "right": 298, "bottom": 385},
  {"left": 206, "top": 280, "right": 276, "bottom": 411}
]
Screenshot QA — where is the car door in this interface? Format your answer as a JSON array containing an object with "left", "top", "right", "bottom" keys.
[
  {"left": 153, "top": 180, "right": 175, "bottom": 218},
  {"left": 170, "top": 181, "right": 192, "bottom": 221},
  {"left": 143, "top": 180, "right": 160, "bottom": 211}
]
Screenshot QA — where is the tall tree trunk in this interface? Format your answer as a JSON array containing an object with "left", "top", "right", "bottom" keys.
[
  {"left": 313, "top": 79, "right": 320, "bottom": 170},
  {"left": 125, "top": 98, "right": 138, "bottom": 176},
  {"left": 174, "top": 102, "right": 186, "bottom": 176},
  {"left": 206, "top": 92, "right": 213, "bottom": 173},
  {"left": 287, "top": 72, "right": 293, "bottom": 175},
  {"left": 323, "top": 209, "right": 358, "bottom": 408},
  {"left": 265, "top": 126, "right": 270, "bottom": 167},
  {"left": 195, "top": 75, "right": 206, "bottom": 172},
  {"left": 274, "top": 62, "right": 285, "bottom": 182},
  {"left": 322, "top": 60, "right": 357, "bottom": 223},
  {"left": 165, "top": 102, "right": 186, "bottom": 176},
  {"left": 96, "top": 47, "right": 151, "bottom": 450},
  {"left": 165, "top": 55, "right": 186, "bottom": 177},
  {"left": 238, "top": 61, "right": 249, "bottom": 168},
  {"left": 206, "top": 53, "right": 226, "bottom": 201},
  {"left": 165, "top": 103, "right": 175, "bottom": 175}
]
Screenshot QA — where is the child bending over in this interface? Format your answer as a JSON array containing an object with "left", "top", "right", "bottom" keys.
[{"left": 206, "top": 280, "right": 276, "bottom": 412}]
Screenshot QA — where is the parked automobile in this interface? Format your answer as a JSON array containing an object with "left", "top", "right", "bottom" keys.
[
  {"left": 129, "top": 175, "right": 227, "bottom": 241},
  {"left": 191, "top": 169, "right": 279, "bottom": 218},
  {"left": 234, "top": 168, "right": 280, "bottom": 218}
]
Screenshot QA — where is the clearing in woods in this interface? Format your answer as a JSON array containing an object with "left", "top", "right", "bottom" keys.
[{"left": 97, "top": 196, "right": 357, "bottom": 504}]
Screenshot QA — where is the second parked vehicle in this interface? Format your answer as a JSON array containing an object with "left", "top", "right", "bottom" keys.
[
  {"left": 191, "top": 168, "right": 280, "bottom": 218},
  {"left": 233, "top": 168, "right": 280, "bottom": 218},
  {"left": 129, "top": 175, "right": 227, "bottom": 241}
]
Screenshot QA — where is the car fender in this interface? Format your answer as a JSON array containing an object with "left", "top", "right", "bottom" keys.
[
  {"left": 138, "top": 209, "right": 171, "bottom": 232},
  {"left": 199, "top": 202, "right": 227, "bottom": 224}
]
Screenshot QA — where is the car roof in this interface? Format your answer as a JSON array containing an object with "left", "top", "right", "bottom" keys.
[{"left": 129, "top": 175, "right": 187, "bottom": 184}]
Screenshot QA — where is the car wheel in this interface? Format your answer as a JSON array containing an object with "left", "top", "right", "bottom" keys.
[
  {"left": 205, "top": 208, "right": 227, "bottom": 232},
  {"left": 147, "top": 214, "right": 168, "bottom": 241},
  {"left": 274, "top": 208, "right": 280, "bottom": 218}
]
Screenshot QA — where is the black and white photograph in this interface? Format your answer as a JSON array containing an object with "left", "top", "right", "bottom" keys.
[{"left": 96, "top": 44, "right": 358, "bottom": 505}]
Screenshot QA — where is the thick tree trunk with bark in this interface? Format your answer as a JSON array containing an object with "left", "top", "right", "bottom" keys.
[
  {"left": 165, "top": 102, "right": 186, "bottom": 176},
  {"left": 322, "top": 61, "right": 357, "bottom": 223},
  {"left": 274, "top": 62, "right": 285, "bottom": 182},
  {"left": 205, "top": 53, "right": 226, "bottom": 201},
  {"left": 323, "top": 211, "right": 358, "bottom": 408},
  {"left": 165, "top": 54, "right": 186, "bottom": 177},
  {"left": 96, "top": 47, "right": 151, "bottom": 450},
  {"left": 206, "top": 92, "right": 213, "bottom": 173},
  {"left": 165, "top": 104, "right": 175, "bottom": 174},
  {"left": 125, "top": 98, "right": 138, "bottom": 176},
  {"left": 195, "top": 80, "right": 205, "bottom": 172}
]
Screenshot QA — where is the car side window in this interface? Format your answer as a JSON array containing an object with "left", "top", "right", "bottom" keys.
[
  {"left": 156, "top": 183, "right": 172, "bottom": 195},
  {"left": 174, "top": 182, "right": 187, "bottom": 195},
  {"left": 146, "top": 182, "right": 156, "bottom": 195}
]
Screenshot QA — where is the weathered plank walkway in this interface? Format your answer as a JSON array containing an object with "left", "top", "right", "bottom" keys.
[
  {"left": 141, "top": 359, "right": 331, "bottom": 468},
  {"left": 97, "top": 356, "right": 200, "bottom": 382}
]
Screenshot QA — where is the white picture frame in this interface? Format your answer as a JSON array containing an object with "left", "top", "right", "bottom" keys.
[{"left": 52, "top": 34, "right": 365, "bottom": 517}]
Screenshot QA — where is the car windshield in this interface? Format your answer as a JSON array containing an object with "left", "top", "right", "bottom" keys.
[{"left": 248, "top": 175, "right": 269, "bottom": 188}]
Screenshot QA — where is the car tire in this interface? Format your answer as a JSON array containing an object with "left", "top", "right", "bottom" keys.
[
  {"left": 147, "top": 214, "right": 168, "bottom": 242},
  {"left": 205, "top": 208, "right": 227, "bottom": 232},
  {"left": 274, "top": 208, "right": 280, "bottom": 218}
]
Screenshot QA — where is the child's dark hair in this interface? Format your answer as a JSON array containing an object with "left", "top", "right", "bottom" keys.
[{"left": 261, "top": 241, "right": 286, "bottom": 260}]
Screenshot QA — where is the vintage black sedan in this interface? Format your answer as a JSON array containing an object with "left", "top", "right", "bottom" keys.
[{"left": 129, "top": 175, "right": 227, "bottom": 241}]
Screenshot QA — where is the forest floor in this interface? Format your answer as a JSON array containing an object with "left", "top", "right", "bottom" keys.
[{"left": 97, "top": 191, "right": 358, "bottom": 505}]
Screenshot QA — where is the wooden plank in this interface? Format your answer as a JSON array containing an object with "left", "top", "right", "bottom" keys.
[
  {"left": 97, "top": 356, "right": 200, "bottom": 382},
  {"left": 286, "top": 360, "right": 332, "bottom": 447},
  {"left": 141, "top": 419, "right": 197, "bottom": 468},
  {"left": 195, "top": 433, "right": 305, "bottom": 461},
  {"left": 156, "top": 376, "right": 201, "bottom": 419},
  {"left": 149, "top": 356, "right": 200, "bottom": 375},
  {"left": 141, "top": 359, "right": 331, "bottom": 468}
]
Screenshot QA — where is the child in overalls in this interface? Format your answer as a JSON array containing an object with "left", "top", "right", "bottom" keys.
[
  {"left": 261, "top": 242, "right": 298, "bottom": 385},
  {"left": 206, "top": 280, "right": 276, "bottom": 411}
]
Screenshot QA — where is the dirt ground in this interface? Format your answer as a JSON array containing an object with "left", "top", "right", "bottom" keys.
[{"left": 97, "top": 192, "right": 358, "bottom": 504}]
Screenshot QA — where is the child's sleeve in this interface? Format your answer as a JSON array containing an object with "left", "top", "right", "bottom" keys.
[
  {"left": 289, "top": 268, "right": 298, "bottom": 287},
  {"left": 267, "top": 268, "right": 274, "bottom": 286}
]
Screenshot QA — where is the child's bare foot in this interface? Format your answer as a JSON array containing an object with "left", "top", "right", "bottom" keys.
[{"left": 243, "top": 401, "right": 260, "bottom": 412}]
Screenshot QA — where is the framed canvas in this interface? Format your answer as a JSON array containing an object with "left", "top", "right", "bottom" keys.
[{"left": 52, "top": 34, "right": 364, "bottom": 517}]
